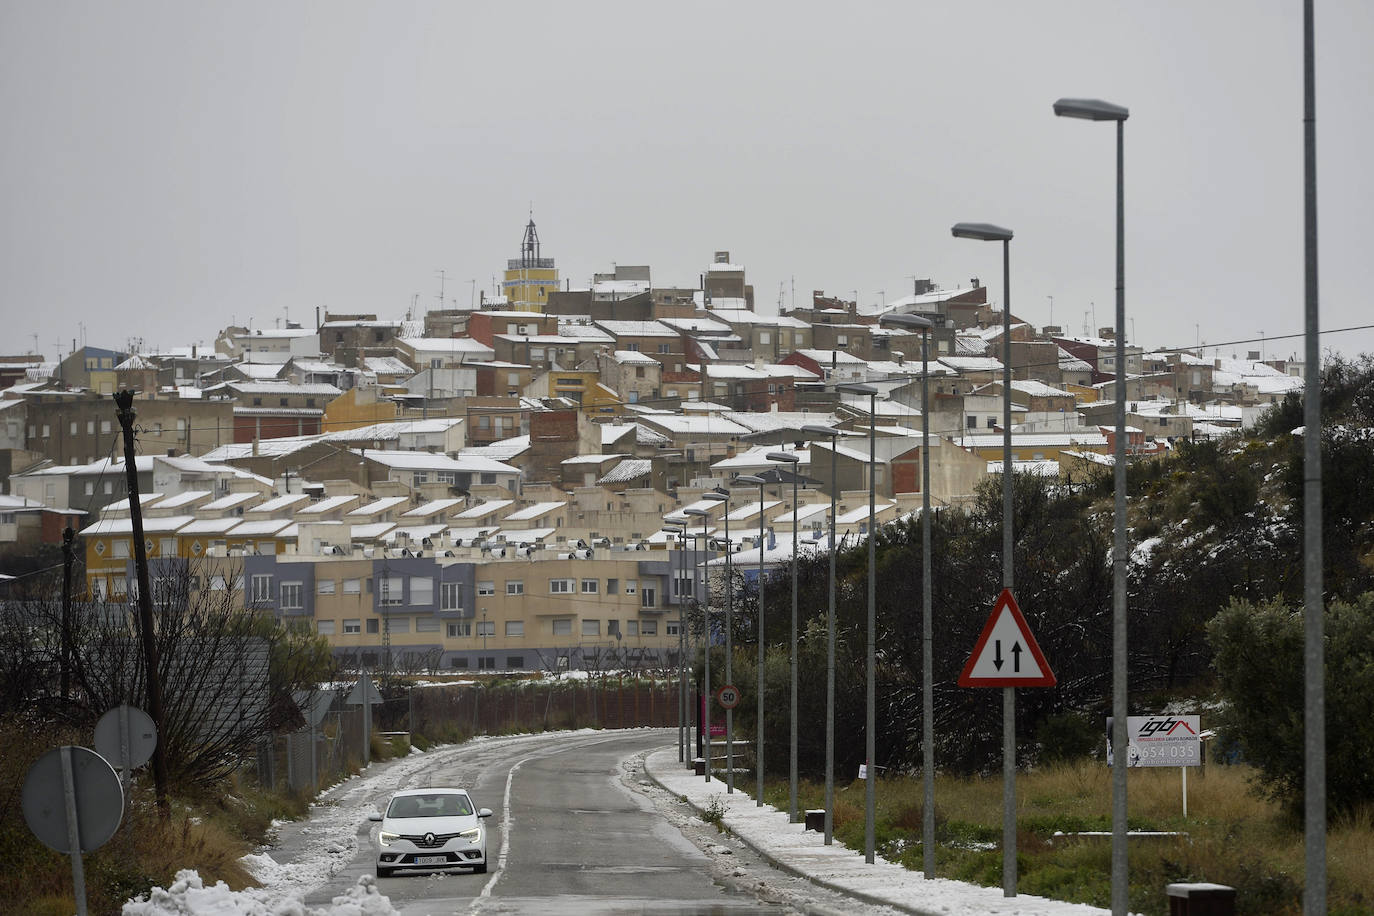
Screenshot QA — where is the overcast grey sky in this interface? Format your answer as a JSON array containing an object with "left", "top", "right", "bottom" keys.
[{"left": 3, "top": 1, "right": 1372, "bottom": 363}]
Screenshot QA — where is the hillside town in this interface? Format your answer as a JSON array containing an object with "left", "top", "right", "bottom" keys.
[{"left": 0, "top": 220, "right": 1305, "bottom": 674}]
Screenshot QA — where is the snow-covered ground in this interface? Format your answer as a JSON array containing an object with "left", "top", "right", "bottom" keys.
[{"left": 123, "top": 733, "right": 1124, "bottom": 915}]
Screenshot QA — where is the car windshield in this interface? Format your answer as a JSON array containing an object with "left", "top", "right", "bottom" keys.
[{"left": 387, "top": 793, "right": 473, "bottom": 818}]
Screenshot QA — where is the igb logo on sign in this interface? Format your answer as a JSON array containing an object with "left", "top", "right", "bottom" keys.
[
  {"left": 1107, "top": 715, "right": 1201, "bottom": 767},
  {"left": 716, "top": 685, "right": 740, "bottom": 709}
]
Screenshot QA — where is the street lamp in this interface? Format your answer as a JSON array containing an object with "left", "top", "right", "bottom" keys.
[
  {"left": 702, "top": 489, "right": 735, "bottom": 793},
  {"left": 836, "top": 381, "right": 880, "bottom": 864},
  {"left": 685, "top": 506, "right": 713, "bottom": 779},
  {"left": 735, "top": 474, "right": 768, "bottom": 808},
  {"left": 662, "top": 523, "right": 689, "bottom": 763},
  {"left": 1054, "top": 94, "right": 1130, "bottom": 916},
  {"left": 800, "top": 422, "right": 840, "bottom": 845},
  {"left": 952, "top": 220, "right": 1017, "bottom": 895},
  {"left": 766, "top": 450, "right": 802, "bottom": 823},
  {"left": 880, "top": 312, "right": 936, "bottom": 878}
]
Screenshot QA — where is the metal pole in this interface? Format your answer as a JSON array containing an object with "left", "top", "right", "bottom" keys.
[
  {"left": 703, "top": 514, "right": 712, "bottom": 783},
  {"left": 1110, "top": 116, "right": 1130, "bottom": 916},
  {"left": 1302, "top": 2, "right": 1326, "bottom": 911},
  {"left": 61, "top": 746, "right": 89, "bottom": 916},
  {"left": 865, "top": 392, "right": 877, "bottom": 863},
  {"left": 757, "top": 481, "right": 766, "bottom": 807},
  {"left": 725, "top": 500, "right": 735, "bottom": 793},
  {"left": 790, "top": 471, "right": 799, "bottom": 823},
  {"left": 673, "top": 533, "right": 684, "bottom": 762},
  {"left": 825, "top": 434, "right": 836, "bottom": 845},
  {"left": 921, "top": 327, "right": 936, "bottom": 878},
  {"left": 1001, "top": 236, "right": 1016, "bottom": 898}
]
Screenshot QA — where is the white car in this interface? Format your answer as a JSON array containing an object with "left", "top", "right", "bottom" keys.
[{"left": 369, "top": 787, "right": 493, "bottom": 877}]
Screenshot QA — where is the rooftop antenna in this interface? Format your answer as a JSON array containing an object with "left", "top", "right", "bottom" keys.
[{"left": 437, "top": 269, "right": 446, "bottom": 310}]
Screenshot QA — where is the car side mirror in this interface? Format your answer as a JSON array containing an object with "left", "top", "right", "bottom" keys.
[
  {"left": 478, "top": 808, "right": 493, "bottom": 819},
  {"left": 367, "top": 812, "right": 382, "bottom": 822}
]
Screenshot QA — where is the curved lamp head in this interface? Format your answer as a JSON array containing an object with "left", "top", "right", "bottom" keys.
[
  {"left": 952, "top": 222, "right": 1013, "bottom": 242},
  {"left": 799, "top": 424, "right": 839, "bottom": 439},
  {"left": 1053, "top": 97, "right": 1129, "bottom": 122},
  {"left": 880, "top": 313, "right": 934, "bottom": 332},
  {"left": 701, "top": 491, "right": 727, "bottom": 503},
  {"left": 735, "top": 474, "right": 766, "bottom": 486},
  {"left": 766, "top": 451, "right": 800, "bottom": 464},
  {"left": 660, "top": 525, "right": 685, "bottom": 535},
  {"left": 683, "top": 507, "right": 710, "bottom": 518}
]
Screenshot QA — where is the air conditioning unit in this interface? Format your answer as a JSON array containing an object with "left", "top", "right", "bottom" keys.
[
  {"left": 592, "top": 537, "right": 611, "bottom": 548},
  {"left": 572, "top": 547, "right": 593, "bottom": 560},
  {"left": 488, "top": 546, "right": 507, "bottom": 559},
  {"left": 514, "top": 545, "right": 535, "bottom": 558},
  {"left": 556, "top": 552, "right": 576, "bottom": 560}
]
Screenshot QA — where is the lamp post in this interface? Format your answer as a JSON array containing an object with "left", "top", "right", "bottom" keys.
[
  {"left": 703, "top": 489, "right": 734, "bottom": 792},
  {"left": 1054, "top": 95, "right": 1129, "bottom": 916},
  {"left": 880, "top": 312, "right": 936, "bottom": 878},
  {"left": 662, "top": 523, "right": 688, "bottom": 763},
  {"left": 767, "top": 450, "right": 802, "bottom": 823},
  {"left": 800, "top": 423, "right": 840, "bottom": 845},
  {"left": 837, "top": 381, "right": 880, "bottom": 864},
  {"left": 735, "top": 474, "right": 768, "bottom": 807},
  {"left": 952, "top": 220, "right": 1017, "bottom": 896},
  {"left": 685, "top": 506, "right": 713, "bottom": 779}
]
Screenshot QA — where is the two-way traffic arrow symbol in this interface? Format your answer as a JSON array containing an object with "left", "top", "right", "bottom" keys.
[
  {"left": 992, "top": 640, "right": 1024, "bottom": 672},
  {"left": 958, "top": 589, "right": 1056, "bottom": 687}
]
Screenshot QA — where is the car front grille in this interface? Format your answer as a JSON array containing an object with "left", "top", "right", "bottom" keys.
[{"left": 402, "top": 832, "right": 463, "bottom": 849}]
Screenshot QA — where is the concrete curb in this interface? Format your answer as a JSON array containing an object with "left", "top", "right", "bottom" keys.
[{"left": 642, "top": 747, "right": 943, "bottom": 916}]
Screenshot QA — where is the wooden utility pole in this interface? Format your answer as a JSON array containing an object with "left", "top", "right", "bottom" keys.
[
  {"left": 114, "top": 390, "right": 171, "bottom": 818},
  {"left": 60, "top": 525, "right": 74, "bottom": 699}
]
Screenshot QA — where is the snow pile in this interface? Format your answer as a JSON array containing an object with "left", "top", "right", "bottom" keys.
[{"left": 123, "top": 870, "right": 399, "bottom": 916}]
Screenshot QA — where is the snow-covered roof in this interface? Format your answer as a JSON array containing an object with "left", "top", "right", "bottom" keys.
[
  {"left": 939, "top": 356, "right": 1004, "bottom": 373},
  {"left": 399, "top": 337, "right": 495, "bottom": 355},
  {"left": 295, "top": 494, "right": 361, "bottom": 515},
  {"left": 357, "top": 450, "right": 520, "bottom": 475},
  {"left": 597, "top": 458, "right": 652, "bottom": 485},
  {"left": 199, "top": 492, "right": 262, "bottom": 512},
  {"left": 401, "top": 498, "right": 465, "bottom": 518},
  {"left": 346, "top": 496, "right": 410, "bottom": 517},
  {"left": 639, "top": 415, "right": 752, "bottom": 437},
  {"left": 656, "top": 316, "right": 733, "bottom": 335},
  {"left": 502, "top": 501, "right": 566, "bottom": 522},
  {"left": 794, "top": 348, "right": 868, "bottom": 365},
  {"left": 593, "top": 320, "right": 678, "bottom": 338},
  {"left": 451, "top": 499, "right": 514, "bottom": 520}
]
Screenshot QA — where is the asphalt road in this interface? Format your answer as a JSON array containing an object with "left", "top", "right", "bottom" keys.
[{"left": 291, "top": 729, "right": 873, "bottom": 916}]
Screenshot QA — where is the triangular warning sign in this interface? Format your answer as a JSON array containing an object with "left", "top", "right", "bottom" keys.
[{"left": 958, "top": 588, "right": 1056, "bottom": 687}]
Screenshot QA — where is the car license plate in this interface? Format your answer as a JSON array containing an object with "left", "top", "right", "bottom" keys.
[{"left": 415, "top": 855, "right": 447, "bottom": 866}]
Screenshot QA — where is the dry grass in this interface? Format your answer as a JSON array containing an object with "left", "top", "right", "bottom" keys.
[{"left": 784, "top": 761, "right": 1372, "bottom": 915}]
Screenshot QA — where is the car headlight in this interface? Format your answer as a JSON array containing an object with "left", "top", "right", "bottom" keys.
[
  {"left": 458, "top": 826, "right": 482, "bottom": 841},
  {"left": 378, "top": 831, "right": 400, "bottom": 847}
]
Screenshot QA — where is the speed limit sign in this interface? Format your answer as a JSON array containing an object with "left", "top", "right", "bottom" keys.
[{"left": 716, "top": 684, "right": 740, "bottom": 709}]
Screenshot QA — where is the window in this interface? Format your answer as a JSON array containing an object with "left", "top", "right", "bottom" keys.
[
  {"left": 209, "top": 574, "right": 226, "bottom": 591},
  {"left": 101, "top": 419, "right": 112, "bottom": 434},
  {"left": 552, "top": 618, "right": 572, "bottom": 636},
  {"left": 410, "top": 576, "right": 433, "bottom": 605},
  {"left": 318, "top": 579, "right": 335, "bottom": 595},
  {"left": 280, "top": 582, "right": 303, "bottom": 609},
  {"left": 379, "top": 574, "right": 403, "bottom": 605},
  {"left": 412, "top": 472, "right": 428, "bottom": 486},
  {"left": 366, "top": 618, "right": 379, "bottom": 634},
  {"left": 641, "top": 584, "right": 657, "bottom": 608},
  {"left": 113, "top": 540, "right": 130, "bottom": 559},
  {"left": 966, "top": 415, "right": 978, "bottom": 429},
  {"left": 580, "top": 578, "right": 598, "bottom": 594},
  {"left": 624, "top": 580, "right": 637, "bottom": 595},
  {"left": 84, "top": 481, "right": 94, "bottom": 496},
  {"left": 667, "top": 621, "right": 681, "bottom": 636},
  {"left": 41, "top": 424, "right": 50, "bottom": 438},
  {"left": 447, "top": 622, "right": 472, "bottom": 638},
  {"left": 250, "top": 574, "right": 272, "bottom": 603},
  {"left": 505, "top": 580, "right": 524, "bottom": 596},
  {"left": 657, "top": 343, "right": 670, "bottom": 354},
  {"left": 343, "top": 619, "right": 361, "bottom": 634},
  {"left": 477, "top": 581, "right": 495, "bottom": 596},
  {"left": 86, "top": 420, "right": 95, "bottom": 435},
  {"left": 506, "top": 656, "right": 524, "bottom": 669},
  {"left": 759, "top": 331, "right": 771, "bottom": 345},
  {"left": 159, "top": 538, "right": 177, "bottom": 557},
  {"left": 581, "top": 619, "right": 600, "bottom": 636},
  {"left": 104, "top": 480, "right": 114, "bottom": 495},
  {"left": 416, "top": 617, "right": 441, "bottom": 633},
  {"left": 673, "top": 573, "right": 693, "bottom": 597},
  {"left": 450, "top": 657, "right": 469, "bottom": 668},
  {"left": 317, "top": 620, "right": 336, "bottom": 635},
  {"left": 641, "top": 620, "right": 658, "bottom": 635},
  {"left": 549, "top": 578, "right": 574, "bottom": 594},
  {"left": 441, "top": 582, "right": 462, "bottom": 610},
  {"left": 387, "top": 616, "right": 410, "bottom": 633},
  {"left": 477, "top": 619, "right": 495, "bottom": 637},
  {"left": 505, "top": 620, "right": 524, "bottom": 637},
  {"left": 626, "top": 620, "right": 639, "bottom": 636},
  {"left": 69, "top": 421, "right": 78, "bottom": 435},
  {"left": 343, "top": 578, "right": 362, "bottom": 595},
  {"left": 986, "top": 417, "right": 997, "bottom": 429},
  {"left": 606, "top": 578, "right": 618, "bottom": 594}
]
